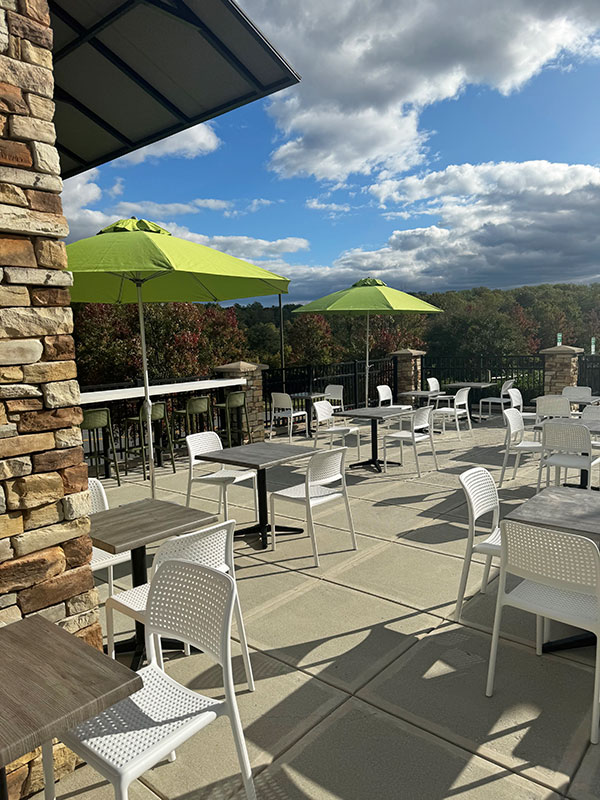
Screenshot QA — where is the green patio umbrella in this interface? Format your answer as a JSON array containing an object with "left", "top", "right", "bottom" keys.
[
  {"left": 67, "top": 217, "right": 290, "bottom": 495},
  {"left": 293, "top": 277, "right": 441, "bottom": 406}
]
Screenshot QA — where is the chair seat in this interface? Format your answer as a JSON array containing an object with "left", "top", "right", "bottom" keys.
[
  {"left": 543, "top": 453, "right": 600, "bottom": 469},
  {"left": 63, "top": 665, "right": 223, "bottom": 779},
  {"left": 271, "top": 483, "right": 342, "bottom": 507},
  {"left": 273, "top": 410, "right": 306, "bottom": 419},
  {"left": 91, "top": 547, "right": 131, "bottom": 571},
  {"left": 380, "top": 404, "right": 412, "bottom": 412},
  {"left": 434, "top": 407, "right": 468, "bottom": 417},
  {"left": 504, "top": 579, "right": 599, "bottom": 630},
  {"left": 106, "top": 583, "right": 151, "bottom": 620},
  {"left": 194, "top": 467, "right": 255, "bottom": 485},
  {"left": 473, "top": 526, "right": 501, "bottom": 556},
  {"left": 480, "top": 397, "right": 510, "bottom": 405},
  {"left": 511, "top": 441, "right": 543, "bottom": 452},
  {"left": 384, "top": 430, "right": 429, "bottom": 443},
  {"left": 318, "top": 425, "right": 359, "bottom": 437}
]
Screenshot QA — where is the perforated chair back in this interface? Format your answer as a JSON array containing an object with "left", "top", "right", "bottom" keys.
[
  {"left": 563, "top": 386, "right": 592, "bottom": 401},
  {"left": 186, "top": 431, "right": 223, "bottom": 460},
  {"left": 187, "top": 395, "right": 210, "bottom": 415},
  {"left": 225, "top": 391, "right": 246, "bottom": 409},
  {"left": 81, "top": 407, "right": 109, "bottom": 430},
  {"left": 325, "top": 384, "right": 344, "bottom": 408},
  {"left": 88, "top": 477, "right": 109, "bottom": 514},
  {"left": 508, "top": 388, "right": 523, "bottom": 410},
  {"left": 500, "top": 379, "right": 515, "bottom": 396},
  {"left": 503, "top": 407, "right": 524, "bottom": 443},
  {"left": 542, "top": 420, "right": 592, "bottom": 455},
  {"left": 427, "top": 378, "right": 441, "bottom": 393},
  {"left": 271, "top": 392, "right": 293, "bottom": 412},
  {"left": 501, "top": 519, "right": 600, "bottom": 596},
  {"left": 459, "top": 467, "right": 499, "bottom": 525},
  {"left": 583, "top": 404, "right": 600, "bottom": 419},
  {"left": 154, "top": 520, "right": 235, "bottom": 576},
  {"left": 307, "top": 447, "right": 346, "bottom": 487},
  {"left": 377, "top": 385, "right": 393, "bottom": 405},
  {"left": 139, "top": 401, "right": 167, "bottom": 423},
  {"left": 455, "top": 387, "right": 470, "bottom": 408},
  {"left": 536, "top": 395, "right": 571, "bottom": 420},
  {"left": 313, "top": 400, "right": 334, "bottom": 424},
  {"left": 413, "top": 404, "right": 433, "bottom": 431},
  {"left": 147, "top": 561, "right": 235, "bottom": 667}
]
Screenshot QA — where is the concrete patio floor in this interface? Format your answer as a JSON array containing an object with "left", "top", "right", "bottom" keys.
[{"left": 39, "top": 416, "right": 600, "bottom": 799}]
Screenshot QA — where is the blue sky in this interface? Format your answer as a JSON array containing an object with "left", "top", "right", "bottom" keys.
[{"left": 63, "top": 0, "right": 600, "bottom": 303}]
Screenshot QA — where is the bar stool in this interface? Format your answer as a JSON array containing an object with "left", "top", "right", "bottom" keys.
[
  {"left": 124, "top": 401, "right": 176, "bottom": 479},
  {"left": 214, "top": 390, "right": 252, "bottom": 448},
  {"left": 81, "top": 407, "right": 121, "bottom": 486},
  {"left": 172, "top": 395, "right": 213, "bottom": 443}
]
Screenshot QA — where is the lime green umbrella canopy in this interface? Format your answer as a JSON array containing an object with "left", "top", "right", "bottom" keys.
[
  {"left": 68, "top": 218, "right": 290, "bottom": 303},
  {"left": 294, "top": 278, "right": 441, "bottom": 409},
  {"left": 293, "top": 277, "right": 441, "bottom": 315}
]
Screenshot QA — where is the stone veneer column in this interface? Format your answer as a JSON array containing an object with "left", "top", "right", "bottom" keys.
[
  {"left": 0, "top": 2, "right": 96, "bottom": 797},
  {"left": 539, "top": 345, "right": 583, "bottom": 395},
  {"left": 391, "top": 349, "right": 426, "bottom": 399},
  {"left": 214, "top": 361, "right": 267, "bottom": 443}
]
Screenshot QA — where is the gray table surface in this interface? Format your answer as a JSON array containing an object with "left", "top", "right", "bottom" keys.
[
  {"left": 91, "top": 499, "right": 218, "bottom": 554},
  {"left": 334, "top": 406, "right": 412, "bottom": 421},
  {"left": 0, "top": 616, "right": 142, "bottom": 767},
  {"left": 505, "top": 486, "right": 600, "bottom": 544},
  {"left": 444, "top": 382, "right": 494, "bottom": 389},
  {"left": 195, "top": 442, "right": 315, "bottom": 470},
  {"left": 399, "top": 390, "right": 440, "bottom": 398},
  {"left": 533, "top": 418, "right": 600, "bottom": 434},
  {"left": 291, "top": 392, "right": 330, "bottom": 400}
]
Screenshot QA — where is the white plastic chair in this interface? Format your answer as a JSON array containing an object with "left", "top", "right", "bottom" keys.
[
  {"left": 498, "top": 408, "right": 542, "bottom": 487},
  {"left": 535, "top": 395, "right": 572, "bottom": 423},
  {"left": 376, "top": 384, "right": 411, "bottom": 411},
  {"left": 563, "top": 386, "right": 592, "bottom": 402},
  {"left": 313, "top": 400, "right": 361, "bottom": 458},
  {"left": 433, "top": 386, "right": 472, "bottom": 438},
  {"left": 325, "top": 384, "right": 344, "bottom": 411},
  {"left": 536, "top": 421, "right": 600, "bottom": 492},
  {"left": 478, "top": 379, "right": 514, "bottom": 418},
  {"left": 382, "top": 405, "right": 438, "bottom": 478},
  {"left": 105, "top": 520, "right": 254, "bottom": 691},
  {"left": 269, "top": 447, "right": 356, "bottom": 567},
  {"left": 453, "top": 467, "right": 501, "bottom": 622},
  {"left": 427, "top": 377, "right": 450, "bottom": 407},
  {"left": 508, "top": 387, "right": 537, "bottom": 427},
  {"left": 186, "top": 431, "right": 257, "bottom": 520},
  {"left": 269, "top": 392, "right": 308, "bottom": 442},
  {"left": 63, "top": 562, "right": 257, "bottom": 800},
  {"left": 89, "top": 478, "right": 131, "bottom": 596},
  {"left": 485, "top": 519, "right": 600, "bottom": 745}
]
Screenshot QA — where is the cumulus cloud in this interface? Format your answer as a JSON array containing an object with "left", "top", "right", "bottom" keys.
[
  {"left": 62, "top": 170, "right": 115, "bottom": 242},
  {"left": 114, "top": 198, "right": 233, "bottom": 218},
  {"left": 115, "top": 124, "right": 221, "bottom": 165},
  {"left": 243, "top": 0, "right": 600, "bottom": 181},
  {"left": 160, "top": 223, "right": 310, "bottom": 260},
  {"left": 306, "top": 198, "right": 351, "bottom": 215}
]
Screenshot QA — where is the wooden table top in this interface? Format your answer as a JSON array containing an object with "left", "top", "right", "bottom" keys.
[
  {"left": 0, "top": 616, "right": 142, "bottom": 767},
  {"left": 196, "top": 442, "right": 315, "bottom": 470},
  {"left": 505, "top": 486, "right": 600, "bottom": 544},
  {"left": 334, "top": 406, "right": 412, "bottom": 421},
  {"left": 533, "top": 418, "right": 600, "bottom": 434},
  {"left": 91, "top": 499, "right": 218, "bottom": 554}
]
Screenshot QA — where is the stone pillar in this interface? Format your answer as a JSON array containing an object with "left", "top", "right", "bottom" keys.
[
  {"left": 0, "top": 3, "right": 96, "bottom": 797},
  {"left": 391, "top": 349, "right": 426, "bottom": 398},
  {"left": 214, "top": 361, "right": 267, "bottom": 443},
  {"left": 539, "top": 345, "right": 583, "bottom": 396}
]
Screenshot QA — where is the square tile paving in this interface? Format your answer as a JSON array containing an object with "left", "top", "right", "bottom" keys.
[{"left": 45, "top": 415, "right": 600, "bottom": 799}]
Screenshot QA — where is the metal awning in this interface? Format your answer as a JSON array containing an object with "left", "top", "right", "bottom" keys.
[{"left": 49, "top": 0, "right": 300, "bottom": 178}]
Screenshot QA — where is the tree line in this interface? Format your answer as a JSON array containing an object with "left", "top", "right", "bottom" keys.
[{"left": 73, "top": 282, "right": 600, "bottom": 387}]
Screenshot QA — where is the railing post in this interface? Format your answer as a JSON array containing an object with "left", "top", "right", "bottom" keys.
[
  {"left": 392, "top": 354, "right": 399, "bottom": 402},
  {"left": 539, "top": 345, "right": 583, "bottom": 395},
  {"left": 308, "top": 364, "right": 314, "bottom": 394},
  {"left": 353, "top": 360, "right": 360, "bottom": 408}
]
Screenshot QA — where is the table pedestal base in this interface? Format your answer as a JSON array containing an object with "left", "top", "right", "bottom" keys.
[
  {"left": 109, "top": 634, "right": 192, "bottom": 671},
  {"left": 348, "top": 458, "right": 403, "bottom": 473},
  {"left": 543, "top": 632, "right": 596, "bottom": 653}
]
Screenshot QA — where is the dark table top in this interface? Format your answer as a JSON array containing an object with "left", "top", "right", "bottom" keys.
[
  {"left": 533, "top": 418, "right": 600, "bottom": 435},
  {"left": 334, "top": 406, "right": 412, "bottom": 421},
  {"left": 291, "top": 392, "right": 330, "bottom": 400},
  {"left": 505, "top": 486, "right": 600, "bottom": 544},
  {"left": 195, "top": 442, "right": 315, "bottom": 470},
  {"left": 0, "top": 616, "right": 142, "bottom": 767},
  {"left": 91, "top": 499, "right": 218, "bottom": 554},
  {"left": 444, "top": 382, "right": 494, "bottom": 389}
]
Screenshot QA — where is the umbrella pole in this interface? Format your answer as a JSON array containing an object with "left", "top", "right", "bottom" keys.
[
  {"left": 136, "top": 282, "right": 155, "bottom": 498},
  {"left": 279, "top": 293, "right": 286, "bottom": 392},
  {"left": 365, "top": 311, "right": 370, "bottom": 407}
]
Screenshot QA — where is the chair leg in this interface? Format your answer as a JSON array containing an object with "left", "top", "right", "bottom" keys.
[
  {"left": 124, "top": 423, "right": 130, "bottom": 477},
  {"left": 186, "top": 468, "right": 193, "bottom": 507},
  {"left": 223, "top": 486, "right": 229, "bottom": 521},
  {"left": 430, "top": 433, "right": 439, "bottom": 471},
  {"left": 113, "top": 778, "right": 129, "bottom": 800},
  {"left": 499, "top": 447, "right": 510, "bottom": 487},
  {"left": 304, "top": 411, "right": 309, "bottom": 438},
  {"left": 486, "top": 592, "right": 505, "bottom": 697},
  {"left": 306, "top": 503, "right": 319, "bottom": 567},
  {"left": 107, "top": 565, "right": 114, "bottom": 597},
  {"left": 466, "top": 411, "right": 473, "bottom": 436},
  {"left": 164, "top": 414, "right": 177, "bottom": 473},
  {"left": 536, "top": 459, "right": 544, "bottom": 493},
  {"left": 270, "top": 495, "right": 277, "bottom": 550},
  {"left": 106, "top": 602, "right": 115, "bottom": 660},
  {"left": 343, "top": 490, "right": 357, "bottom": 550},
  {"left": 108, "top": 421, "right": 121, "bottom": 486},
  {"left": 453, "top": 551, "right": 472, "bottom": 622},
  {"left": 512, "top": 452, "right": 521, "bottom": 481},
  {"left": 480, "top": 554, "right": 493, "bottom": 594},
  {"left": 383, "top": 438, "right": 388, "bottom": 473},
  {"left": 227, "top": 710, "right": 256, "bottom": 800},
  {"left": 288, "top": 415, "right": 292, "bottom": 444},
  {"left": 269, "top": 413, "right": 275, "bottom": 441},
  {"left": 234, "top": 593, "right": 255, "bottom": 691},
  {"left": 244, "top": 405, "right": 253, "bottom": 444},
  {"left": 226, "top": 409, "right": 232, "bottom": 449},
  {"left": 184, "top": 643, "right": 191, "bottom": 657},
  {"left": 357, "top": 429, "right": 361, "bottom": 460},
  {"left": 535, "top": 615, "right": 543, "bottom": 656},
  {"left": 592, "top": 638, "right": 600, "bottom": 744},
  {"left": 413, "top": 440, "right": 421, "bottom": 478}
]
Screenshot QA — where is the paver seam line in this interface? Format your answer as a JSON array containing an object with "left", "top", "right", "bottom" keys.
[{"left": 563, "top": 738, "right": 592, "bottom": 800}]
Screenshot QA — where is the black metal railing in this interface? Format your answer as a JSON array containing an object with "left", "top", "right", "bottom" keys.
[{"left": 578, "top": 355, "right": 600, "bottom": 394}]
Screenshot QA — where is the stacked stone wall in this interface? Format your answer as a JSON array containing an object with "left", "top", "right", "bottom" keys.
[{"left": 0, "top": 2, "right": 95, "bottom": 797}]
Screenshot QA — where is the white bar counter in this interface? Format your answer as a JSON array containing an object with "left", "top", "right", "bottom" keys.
[{"left": 80, "top": 377, "right": 246, "bottom": 406}]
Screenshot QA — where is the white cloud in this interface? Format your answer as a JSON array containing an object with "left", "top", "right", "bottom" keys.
[
  {"left": 62, "top": 170, "right": 115, "bottom": 242},
  {"left": 115, "top": 123, "right": 221, "bottom": 165},
  {"left": 243, "top": 0, "right": 600, "bottom": 181},
  {"left": 306, "top": 198, "right": 351, "bottom": 214},
  {"left": 195, "top": 198, "right": 232, "bottom": 211},
  {"left": 107, "top": 177, "right": 124, "bottom": 197},
  {"left": 246, "top": 198, "right": 274, "bottom": 213},
  {"left": 160, "top": 222, "right": 310, "bottom": 260}
]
